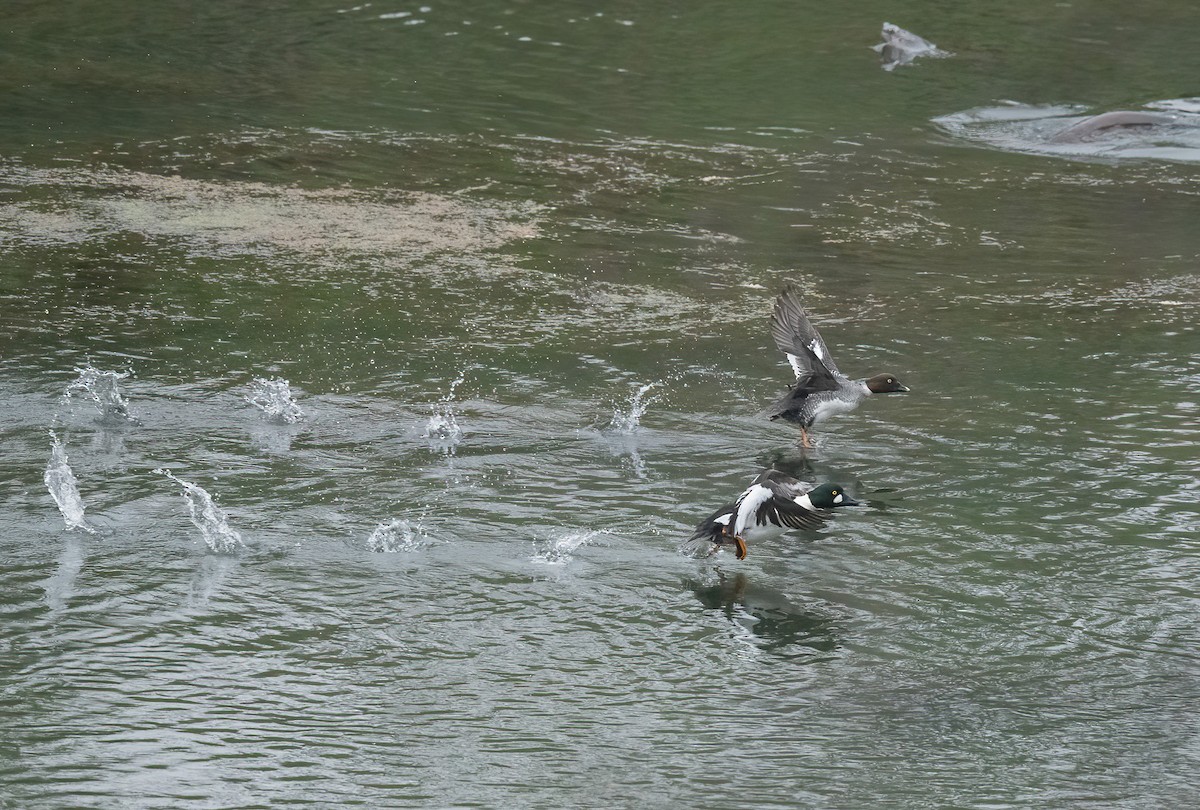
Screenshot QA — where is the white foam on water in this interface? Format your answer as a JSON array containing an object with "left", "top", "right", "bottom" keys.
[
  {"left": 43, "top": 432, "right": 95, "bottom": 534},
  {"left": 1147, "top": 97, "right": 1200, "bottom": 114},
  {"left": 245, "top": 376, "right": 304, "bottom": 424},
  {"left": 531, "top": 529, "right": 603, "bottom": 565},
  {"left": 0, "top": 165, "right": 541, "bottom": 262},
  {"left": 155, "top": 469, "right": 244, "bottom": 553},
  {"left": 64, "top": 365, "right": 136, "bottom": 425},
  {"left": 366, "top": 518, "right": 430, "bottom": 553}
]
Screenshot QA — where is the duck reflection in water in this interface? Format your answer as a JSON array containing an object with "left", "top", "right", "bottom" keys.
[
  {"left": 756, "top": 449, "right": 900, "bottom": 514},
  {"left": 756, "top": 447, "right": 817, "bottom": 479},
  {"left": 688, "top": 571, "right": 839, "bottom": 659}
]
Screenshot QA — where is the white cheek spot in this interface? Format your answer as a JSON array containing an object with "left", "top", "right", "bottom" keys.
[{"left": 834, "top": 493, "right": 843, "bottom": 504}]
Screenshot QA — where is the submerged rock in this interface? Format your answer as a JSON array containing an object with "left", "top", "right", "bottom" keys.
[
  {"left": 931, "top": 101, "right": 1200, "bottom": 163},
  {"left": 873, "top": 23, "right": 949, "bottom": 71},
  {"left": 1048, "top": 110, "right": 1177, "bottom": 143}
]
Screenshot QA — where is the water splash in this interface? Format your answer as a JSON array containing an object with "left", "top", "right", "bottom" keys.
[
  {"left": 608, "top": 382, "right": 659, "bottom": 434},
  {"left": 601, "top": 381, "right": 662, "bottom": 479},
  {"left": 679, "top": 534, "right": 721, "bottom": 559},
  {"left": 155, "top": 469, "right": 244, "bottom": 553},
  {"left": 43, "top": 431, "right": 95, "bottom": 534},
  {"left": 532, "top": 529, "right": 603, "bottom": 565},
  {"left": 423, "top": 369, "right": 468, "bottom": 453},
  {"left": 423, "top": 410, "right": 463, "bottom": 452},
  {"left": 64, "top": 365, "right": 136, "bottom": 425},
  {"left": 245, "top": 376, "right": 304, "bottom": 424},
  {"left": 446, "top": 368, "right": 467, "bottom": 400},
  {"left": 366, "top": 518, "right": 430, "bottom": 553}
]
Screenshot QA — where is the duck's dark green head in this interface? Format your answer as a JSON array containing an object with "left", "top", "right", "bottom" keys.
[
  {"left": 808, "top": 483, "right": 860, "bottom": 509},
  {"left": 866, "top": 373, "right": 910, "bottom": 394}
]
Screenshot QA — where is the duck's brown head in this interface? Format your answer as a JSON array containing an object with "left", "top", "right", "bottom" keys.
[{"left": 865, "top": 373, "right": 910, "bottom": 394}]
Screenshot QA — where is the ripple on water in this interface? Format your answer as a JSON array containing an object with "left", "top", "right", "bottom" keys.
[{"left": 2, "top": 111, "right": 1199, "bottom": 809}]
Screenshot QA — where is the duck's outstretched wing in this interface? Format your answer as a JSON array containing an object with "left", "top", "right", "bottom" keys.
[
  {"left": 763, "top": 340, "right": 842, "bottom": 421},
  {"left": 757, "top": 498, "right": 828, "bottom": 531},
  {"left": 771, "top": 285, "right": 842, "bottom": 378},
  {"left": 732, "top": 478, "right": 827, "bottom": 535},
  {"left": 789, "top": 347, "right": 842, "bottom": 395}
]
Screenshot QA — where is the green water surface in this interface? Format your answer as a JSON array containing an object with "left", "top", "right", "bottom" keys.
[{"left": 2, "top": 2, "right": 1199, "bottom": 808}]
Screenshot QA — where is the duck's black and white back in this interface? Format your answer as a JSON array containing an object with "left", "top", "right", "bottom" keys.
[{"left": 682, "top": 470, "right": 858, "bottom": 559}]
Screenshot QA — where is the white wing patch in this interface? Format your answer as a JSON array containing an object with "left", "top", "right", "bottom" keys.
[
  {"left": 787, "top": 339, "right": 834, "bottom": 380},
  {"left": 713, "top": 512, "right": 732, "bottom": 526},
  {"left": 733, "top": 484, "right": 773, "bottom": 536},
  {"left": 795, "top": 494, "right": 815, "bottom": 511}
]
